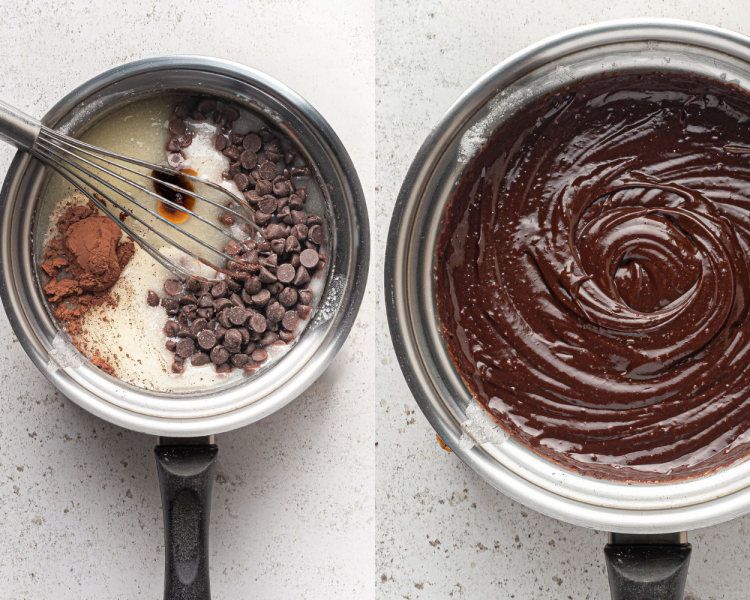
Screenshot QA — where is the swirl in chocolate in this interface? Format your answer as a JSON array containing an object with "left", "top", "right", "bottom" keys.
[{"left": 437, "top": 73, "right": 750, "bottom": 481}]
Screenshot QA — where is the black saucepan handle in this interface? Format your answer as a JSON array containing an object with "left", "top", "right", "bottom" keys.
[
  {"left": 155, "top": 439, "right": 218, "bottom": 600},
  {"left": 604, "top": 533, "right": 691, "bottom": 600}
]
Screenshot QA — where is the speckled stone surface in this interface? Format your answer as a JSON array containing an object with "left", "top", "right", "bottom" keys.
[
  {"left": 373, "top": 3, "right": 750, "bottom": 600},
  {"left": 0, "top": 1, "right": 374, "bottom": 598},
  {"left": 5, "top": 1, "right": 750, "bottom": 599}
]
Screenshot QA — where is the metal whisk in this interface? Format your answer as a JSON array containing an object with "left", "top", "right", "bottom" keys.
[{"left": 0, "top": 99, "right": 261, "bottom": 278}]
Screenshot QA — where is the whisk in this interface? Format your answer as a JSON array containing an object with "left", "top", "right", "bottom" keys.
[{"left": 0, "top": 99, "right": 262, "bottom": 279}]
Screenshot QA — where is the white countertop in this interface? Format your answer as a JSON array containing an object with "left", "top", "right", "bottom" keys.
[{"left": 1, "top": 1, "right": 750, "bottom": 598}]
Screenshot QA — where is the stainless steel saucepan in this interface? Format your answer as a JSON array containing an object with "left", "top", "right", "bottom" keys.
[
  {"left": 0, "top": 56, "right": 369, "bottom": 599},
  {"left": 385, "top": 19, "right": 750, "bottom": 600}
]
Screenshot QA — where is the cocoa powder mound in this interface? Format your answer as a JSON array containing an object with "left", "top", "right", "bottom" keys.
[{"left": 42, "top": 199, "right": 136, "bottom": 376}]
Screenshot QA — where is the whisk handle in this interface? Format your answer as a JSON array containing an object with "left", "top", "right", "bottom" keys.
[{"left": 0, "top": 99, "right": 41, "bottom": 151}]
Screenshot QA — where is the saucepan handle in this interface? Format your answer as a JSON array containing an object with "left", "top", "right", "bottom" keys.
[
  {"left": 604, "top": 533, "right": 691, "bottom": 600},
  {"left": 155, "top": 440, "right": 218, "bottom": 600}
]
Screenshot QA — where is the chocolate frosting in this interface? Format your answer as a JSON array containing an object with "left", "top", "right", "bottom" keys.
[{"left": 437, "top": 73, "right": 750, "bottom": 482}]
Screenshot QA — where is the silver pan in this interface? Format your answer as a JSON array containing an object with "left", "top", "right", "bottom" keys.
[
  {"left": 0, "top": 56, "right": 369, "bottom": 599},
  {"left": 385, "top": 19, "right": 750, "bottom": 600}
]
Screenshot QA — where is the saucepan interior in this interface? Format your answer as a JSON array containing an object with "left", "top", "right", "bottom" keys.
[
  {"left": 385, "top": 19, "right": 750, "bottom": 532},
  {"left": 0, "top": 56, "right": 369, "bottom": 437}
]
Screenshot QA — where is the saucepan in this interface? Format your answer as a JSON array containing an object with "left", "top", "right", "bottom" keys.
[
  {"left": 0, "top": 56, "right": 369, "bottom": 598},
  {"left": 385, "top": 19, "right": 750, "bottom": 600}
]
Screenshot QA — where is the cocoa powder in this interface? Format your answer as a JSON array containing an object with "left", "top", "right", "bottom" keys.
[{"left": 41, "top": 198, "right": 135, "bottom": 376}]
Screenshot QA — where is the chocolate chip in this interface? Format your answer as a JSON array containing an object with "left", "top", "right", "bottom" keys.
[
  {"left": 308, "top": 224, "right": 324, "bottom": 245},
  {"left": 277, "top": 263, "right": 295, "bottom": 284},
  {"left": 218, "top": 308, "right": 232, "bottom": 329},
  {"left": 244, "top": 276, "right": 262, "bottom": 295},
  {"left": 185, "top": 277, "right": 202, "bottom": 292},
  {"left": 279, "top": 287, "right": 298, "bottom": 307},
  {"left": 215, "top": 325, "right": 227, "bottom": 341},
  {"left": 258, "top": 128, "right": 275, "bottom": 143},
  {"left": 259, "top": 267, "right": 277, "bottom": 284},
  {"left": 192, "top": 110, "right": 206, "bottom": 121},
  {"left": 297, "top": 304, "right": 312, "bottom": 319},
  {"left": 191, "top": 352, "right": 211, "bottom": 367},
  {"left": 279, "top": 330, "right": 295, "bottom": 343},
  {"left": 175, "top": 103, "right": 189, "bottom": 119},
  {"left": 222, "top": 105, "right": 240, "bottom": 123},
  {"left": 228, "top": 306, "right": 247, "bottom": 326},
  {"left": 258, "top": 241, "right": 272, "bottom": 254},
  {"left": 178, "top": 313, "right": 190, "bottom": 329},
  {"left": 223, "top": 146, "right": 241, "bottom": 162},
  {"left": 219, "top": 214, "right": 236, "bottom": 227},
  {"left": 270, "top": 239, "right": 286, "bottom": 255},
  {"left": 289, "top": 194, "right": 305, "bottom": 210},
  {"left": 251, "top": 348, "right": 268, "bottom": 363},
  {"left": 163, "top": 280, "right": 182, "bottom": 296},
  {"left": 198, "top": 330, "right": 217, "bottom": 350},
  {"left": 147, "top": 290, "right": 160, "bottom": 306},
  {"left": 291, "top": 253, "right": 301, "bottom": 268},
  {"left": 243, "top": 133, "right": 262, "bottom": 152},
  {"left": 259, "top": 161, "right": 277, "bottom": 180},
  {"left": 282, "top": 310, "right": 300, "bottom": 331},
  {"left": 168, "top": 118, "right": 186, "bottom": 135},
  {"left": 266, "top": 301, "right": 285, "bottom": 322},
  {"left": 260, "top": 332, "right": 279, "bottom": 346},
  {"left": 230, "top": 353, "right": 248, "bottom": 368},
  {"left": 236, "top": 326, "right": 251, "bottom": 346},
  {"left": 191, "top": 318, "right": 208, "bottom": 336},
  {"left": 176, "top": 338, "right": 195, "bottom": 358},
  {"left": 211, "top": 280, "right": 229, "bottom": 298},
  {"left": 285, "top": 236, "right": 302, "bottom": 254},
  {"left": 164, "top": 321, "right": 180, "bottom": 337},
  {"left": 216, "top": 363, "right": 232, "bottom": 374},
  {"left": 240, "top": 149, "right": 258, "bottom": 170},
  {"left": 180, "top": 294, "right": 198, "bottom": 305},
  {"left": 284, "top": 150, "right": 296, "bottom": 165},
  {"left": 300, "top": 249, "right": 320, "bottom": 270},
  {"left": 258, "top": 195, "right": 277, "bottom": 214},
  {"left": 292, "top": 223, "right": 309, "bottom": 241},
  {"left": 166, "top": 138, "right": 182, "bottom": 152},
  {"left": 227, "top": 278, "right": 242, "bottom": 292},
  {"left": 213, "top": 298, "right": 233, "bottom": 313},
  {"left": 229, "top": 293, "right": 244, "bottom": 308},
  {"left": 198, "top": 99, "right": 217, "bottom": 114},
  {"left": 259, "top": 253, "right": 278, "bottom": 269},
  {"left": 298, "top": 289, "right": 313, "bottom": 305},
  {"left": 225, "top": 241, "right": 242, "bottom": 256},
  {"left": 167, "top": 152, "right": 185, "bottom": 169},
  {"left": 162, "top": 298, "right": 181, "bottom": 315},
  {"left": 177, "top": 133, "right": 192, "bottom": 148},
  {"left": 165, "top": 340, "right": 177, "bottom": 352},
  {"left": 255, "top": 179, "right": 273, "bottom": 196},
  {"left": 250, "top": 313, "right": 267, "bottom": 334},
  {"left": 228, "top": 161, "right": 242, "bottom": 177},
  {"left": 198, "top": 294, "right": 214, "bottom": 308},
  {"left": 197, "top": 307, "right": 214, "bottom": 319},
  {"left": 267, "top": 282, "right": 284, "bottom": 295},
  {"left": 277, "top": 205, "right": 293, "bottom": 224},
  {"left": 290, "top": 210, "right": 307, "bottom": 225},
  {"left": 224, "top": 328, "right": 243, "bottom": 353},
  {"left": 254, "top": 211, "right": 272, "bottom": 226},
  {"left": 273, "top": 180, "right": 293, "bottom": 196},
  {"left": 230, "top": 132, "right": 244, "bottom": 145},
  {"left": 214, "top": 134, "right": 228, "bottom": 152},
  {"left": 265, "top": 223, "right": 287, "bottom": 240},
  {"left": 241, "top": 290, "right": 254, "bottom": 305},
  {"left": 243, "top": 341, "right": 257, "bottom": 354},
  {"left": 251, "top": 289, "right": 271, "bottom": 307},
  {"left": 234, "top": 173, "right": 250, "bottom": 191},
  {"left": 264, "top": 140, "right": 281, "bottom": 154},
  {"left": 291, "top": 166, "right": 311, "bottom": 177},
  {"left": 172, "top": 362, "right": 185, "bottom": 374},
  {"left": 210, "top": 345, "right": 230, "bottom": 365}
]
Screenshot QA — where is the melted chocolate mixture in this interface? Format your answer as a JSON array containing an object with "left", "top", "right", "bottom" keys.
[{"left": 437, "top": 73, "right": 750, "bottom": 482}]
